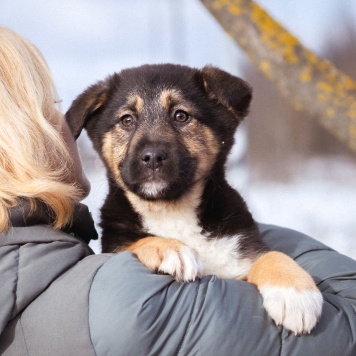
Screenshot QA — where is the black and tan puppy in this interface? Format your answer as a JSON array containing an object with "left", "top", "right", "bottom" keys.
[{"left": 66, "top": 64, "right": 322, "bottom": 334}]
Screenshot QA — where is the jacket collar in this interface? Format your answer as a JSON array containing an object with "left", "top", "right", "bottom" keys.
[{"left": 9, "top": 200, "right": 98, "bottom": 244}]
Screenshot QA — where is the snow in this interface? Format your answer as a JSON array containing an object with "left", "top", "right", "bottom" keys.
[{"left": 244, "top": 158, "right": 356, "bottom": 260}]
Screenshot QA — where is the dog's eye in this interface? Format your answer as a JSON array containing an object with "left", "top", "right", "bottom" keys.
[
  {"left": 120, "top": 115, "right": 135, "bottom": 127},
  {"left": 174, "top": 110, "right": 190, "bottom": 123}
]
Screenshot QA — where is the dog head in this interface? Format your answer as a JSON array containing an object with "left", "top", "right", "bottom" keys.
[{"left": 66, "top": 64, "right": 252, "bottom": 201}]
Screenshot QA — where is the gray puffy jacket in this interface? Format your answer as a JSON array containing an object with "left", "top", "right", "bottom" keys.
[{"left": 0, "top": 203, "right": 355, "bottom": 355}]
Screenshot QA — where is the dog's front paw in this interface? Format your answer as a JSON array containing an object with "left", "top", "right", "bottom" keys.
[
  {"left": 260, "top": 285, "right": 323, "bottom": 335},
  {"left": 158, "top": 244, "right": 203, "bottom": 282},
  {"left": 126, "top": 236, "right": 203, "bottom": 282},
  {"left": 247, "top": 251, "right": 323, "bottom": 335}
]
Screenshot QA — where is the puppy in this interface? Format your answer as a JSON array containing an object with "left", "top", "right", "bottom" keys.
[{"left": 66, "top": 64, "right": 322, "bottom": 334}]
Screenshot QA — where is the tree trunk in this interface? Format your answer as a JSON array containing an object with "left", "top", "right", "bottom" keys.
[{"left": 200, "top": 0, "right": 356, "bottom": 153}]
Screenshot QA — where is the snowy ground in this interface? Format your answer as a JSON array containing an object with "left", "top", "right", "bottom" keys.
[
  {"left": 84, "top": 156, "right": 356, "bottom": 261},
  {"left": 232, "top": 157, "right": 356, "bottom": 260}
]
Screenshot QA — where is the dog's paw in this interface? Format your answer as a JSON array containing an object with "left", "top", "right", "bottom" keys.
[
  {"left": 247, "top": 251, "right": 323, "bottom": 335},
  {"left": 260, "top": 285, "right": 323, "bottom": 335},
  {"left": 158, "top": 244, "right": 203, "bottom": 282},
  {"left": 127, "top": 237, "right": 203, "bottom": 282}
]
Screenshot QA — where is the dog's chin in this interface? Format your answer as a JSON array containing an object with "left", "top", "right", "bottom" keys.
[
  {"left": 139, "top": 181, "right": 169, "bottom": 200},
  {"left": 127, "top": 180, "right": 185, "bottom": 201}
]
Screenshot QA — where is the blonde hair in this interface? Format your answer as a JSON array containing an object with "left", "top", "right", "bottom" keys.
[{"left": 0, "top": 26, "right": 82, "bottom": 231}]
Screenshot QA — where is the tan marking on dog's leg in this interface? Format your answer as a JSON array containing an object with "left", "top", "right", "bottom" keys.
[
  {"left": 248, "top": 251, "right": 317, "bottom": 290},
  {"left": 123, "top": 236, "right": 203, "bottom": 282},
  {"left": 247, "top": 251, "right": 323, "bottom": 335}
]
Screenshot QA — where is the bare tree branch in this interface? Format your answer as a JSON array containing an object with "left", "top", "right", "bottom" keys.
[{"left": 200, "top": 0, "right": 356, "bottom": 153}]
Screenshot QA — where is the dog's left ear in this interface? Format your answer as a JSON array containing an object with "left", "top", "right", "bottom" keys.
[
  {"left": 201, "top": 66, "right": 252, "bottom": 121},
  {"left": 65, "top": 79, "right": 110, "bottom": 139}
]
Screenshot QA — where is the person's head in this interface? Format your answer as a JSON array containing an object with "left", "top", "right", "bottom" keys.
[{"left": 0, "top": 26, "right": 90, "bottom": 231}]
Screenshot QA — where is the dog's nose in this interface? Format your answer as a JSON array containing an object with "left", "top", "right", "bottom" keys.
[{"left": 141, "top": 148, "right": 168, "bottom": 170}]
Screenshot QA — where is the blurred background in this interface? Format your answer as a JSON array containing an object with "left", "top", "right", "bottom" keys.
[{"left": 1, "top": 0, "right": 356, "bottom": 258}]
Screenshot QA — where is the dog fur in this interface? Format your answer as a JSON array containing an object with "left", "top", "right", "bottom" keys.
[{"left": 66, "top": 64, "right": 322, "bottom": 334}]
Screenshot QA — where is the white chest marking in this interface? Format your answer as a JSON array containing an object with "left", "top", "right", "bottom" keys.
[{"left": 126, "top": 190, "right": 252, "bottom": 280}]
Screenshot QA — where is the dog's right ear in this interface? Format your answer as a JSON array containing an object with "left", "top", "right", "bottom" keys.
[{"left": 65, "top": 79, "right": 110, "bottom": 139}]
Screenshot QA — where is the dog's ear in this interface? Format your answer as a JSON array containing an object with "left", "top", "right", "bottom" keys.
[
  {"left": 201, "top": 66, "right": 252, "bottom": 121},
  {"left": 65, "top": 79, "right": 110, "bottom": 139}
]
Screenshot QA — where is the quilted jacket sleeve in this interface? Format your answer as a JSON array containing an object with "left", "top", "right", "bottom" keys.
[{"left": 89, "top": 224, "right": 356, "bottom": 356}]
